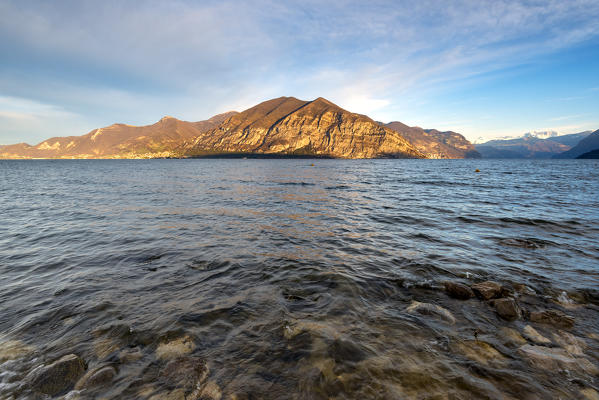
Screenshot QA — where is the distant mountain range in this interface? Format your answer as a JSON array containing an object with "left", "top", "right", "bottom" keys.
[
  {"left": 0, "top": 97, "right": 479, "bottom": 159},
  {"left": 475, "top": 130, "right": 596, "bottom": 159}
]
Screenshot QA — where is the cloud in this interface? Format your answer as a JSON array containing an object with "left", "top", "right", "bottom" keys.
[{"left": 1, "top": 0, "right": 599, "bottom": 142}]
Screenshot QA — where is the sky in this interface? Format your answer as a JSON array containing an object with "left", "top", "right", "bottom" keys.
[{"left": 1, "top": 0, "right": 599, "bottom": 145}]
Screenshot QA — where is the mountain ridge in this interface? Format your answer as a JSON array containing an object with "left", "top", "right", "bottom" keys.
[{"left": 0, "top": 97, "right": 478, "bottom": 160}]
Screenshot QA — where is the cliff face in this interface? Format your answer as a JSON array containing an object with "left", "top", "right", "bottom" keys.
[
  {"left": 183, "top": 97, "right": 424, "bottom": 159},
  {"left": 0, "top": 112, "right": 236, "bottom": 159},
  {"left": 385, "top": 122, "right": 480, "bottom": 159}
]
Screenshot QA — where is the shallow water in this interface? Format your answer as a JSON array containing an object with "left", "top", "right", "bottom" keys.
[{"left": 0, "top": 159, "right": 598, "bottom": 399}]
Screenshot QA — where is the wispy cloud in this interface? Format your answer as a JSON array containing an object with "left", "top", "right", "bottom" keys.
[{"left": 1, "top": 0, "right": 599, "bottom": 142}]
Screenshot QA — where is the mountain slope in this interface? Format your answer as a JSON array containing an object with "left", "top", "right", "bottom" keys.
[
  {"left": 0, "top": 112, "right": 237, "bottom": 159},
  {"left": 182, "top": 97, "right": 425, "bottom": 159},
  {"left": 553, "top": 129, "right": 599, "bottom": 159},
  {"left": 474, "top": 131, "right": 593, "bottom": 159},
  {"left": 384, "top": 122, "right": 479, "bottom": 159}
]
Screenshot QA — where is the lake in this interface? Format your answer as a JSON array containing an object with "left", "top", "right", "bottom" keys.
[{"left": 1, "top": 159, "right": 598, "bottom": 399}]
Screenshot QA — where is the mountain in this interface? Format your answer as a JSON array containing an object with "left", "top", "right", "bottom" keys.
[
  {"left": 576, "top": 149, "right": 599, "bottom": 159},
  {"left": 384, "top": 122, "right": 480, "bottom": 159},
  {"left": 0, "top": 112, "right": 237, "bottom": 159},
  {"left": 553, "top": 129, "right": 599, "bottom": 159},
  {"left": 1, "top": 96, "right": 482, "bottom": 159},
  {"left": 475, "top": 131, "right": 593, "bottom": 159},
  {"left": 181, "top": 97, "right": 424, "bottom": 159}
]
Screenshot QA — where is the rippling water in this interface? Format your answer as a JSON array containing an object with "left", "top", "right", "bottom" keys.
[{"left": 1, "top": 159, "right": 598, "bottom": 399}]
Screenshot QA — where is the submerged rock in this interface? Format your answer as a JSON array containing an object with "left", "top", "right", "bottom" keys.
[
  {"left": 518, "top": 344, "right": 599, "bottom": 374},
  {"left": 28, "top": 354, "right": 86, "bottom": 396},
  {"left": 444, "top": 282, "right": 474, "bottom": 300},
  {"left": 498, "top": 327, "right": 527, "bottom": 347},
  {"left": 74, "top": 365, "right": 116, "bottom": 390},
  {"left": 522, "top": 325, "right": 551, "bottom": 345},
  {"left": 0, "top": 339, "right": 34, "bottom": 362},
  {"left": 156, "top": 335, "right": 195, "bottom": 360},
  {"left": 471, "top": 281, "right": 503, "bottom": 300},
  {"left": 580, "top": 388, "right": 599, "bottom": 400},
  {"left": 552, "top": 331, "right": 587, "bottom": 356},
  {"left": 159, "top": 357, "right": 208, "bottom": 391},
  {"left": 454, "top": 340, "right": 507, "bottom": 366},
  {"left": 406, "top": 301, "right": 456, "bottom": 324},
  {"left": 529, "top": 309, "right": 574, "bottom": 328},
  {"left": 493, "top": 298, "right": 521, "bottom": 320}
]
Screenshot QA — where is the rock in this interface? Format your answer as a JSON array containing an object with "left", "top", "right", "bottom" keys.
[
  {"left": 74, "top": 365, "right": 116, "bottom": 390},
  {"left": 159, "top": 357, "right": 208, "bottom": 391},
  {"left": 119, "top": 346, "right": 144, "bottom": 363},
  {"left": 406, "top": 301, "right": 456, "bottom": 324},
  {"left": 522, "top": 325, "right": 551, "bottom": 345},
  {"left": 28, "top": 354, "right": 86, "bottom": 396},
  {"left": 529, "top": 309, "right": 574, "bottom": 328},
  {"left": 518, "top": 344, "right": 599, "bottom": 374},
  {"left": 156, "top": 335, "right": 195, "bottom": 360},
  {"left": 493, "top": 298, "right": 521, "bottom": 320},
  {"left": 551, "top": 331, "right": 587, "bottom": 356},
  {"left": 581, "top": 388, "right": 599, "bottom": 400},
  {"left": 444, "top": 282, "right": 474, "bottom": 300},
  {"left": 498, "top": 327, "right": 527, "bottom": 347},
  {"left": 193, "top": 380, "right": 223, "bottom": 400},
  {"left": 471, "top": 281, "right": 503, "bottom": 300}
]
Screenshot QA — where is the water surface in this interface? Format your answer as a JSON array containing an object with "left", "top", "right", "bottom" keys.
[{"left": 1, "top": 159, "right": 598, "bottom": 399}]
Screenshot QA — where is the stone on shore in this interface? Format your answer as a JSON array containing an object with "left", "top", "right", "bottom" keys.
[
  {"left": 529, "top": 309, "right": 574, "bottom": 328},
  {"left": 493, "top": 298, "right": 521, "bottom": 320},
  {"left": 522, "top": 325, "right": 551, "bottom": 345},
  {"left": 28, "top": 354, "right": 86, "bottom": 396},
  {"left": 406, "top": 301, "right": 456, "bottom": 324},
  {"left": 444, "top": 282, "right": 474, "bottom": 300},
  {"left": 156, "top": 335, "right": 195, "bottom": 360},
  {"left": 580, "top": 388, "right": 599, "bottom": 400},
  {"left": 74, "top": 365, "right": 116, "bottom": 390},
  {"left": 471, "top": 281, "right": 503, "bottom": 300}
]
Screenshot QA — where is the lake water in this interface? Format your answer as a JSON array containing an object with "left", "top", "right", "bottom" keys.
[{"left": 0, "top": 159, "right": 598, "bottom": 399}]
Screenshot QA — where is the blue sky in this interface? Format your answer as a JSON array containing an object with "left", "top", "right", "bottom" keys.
[{"left": 1, "top": 0, "right": 598, "bottom": 145}]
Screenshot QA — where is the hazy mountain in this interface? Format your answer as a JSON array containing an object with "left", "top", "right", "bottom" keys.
[
  {"left": 576, "top": 149, "right": 599, "bottom": 159},
  {"left": 181, "top": 97, "right": 424, "bottom": 159},
  {"left": 553, "top": 129, "right": 599, "bottom": 159},
  {"left": 0, "top": 112, "right": 237, "bottom": 159},
  {"left": 475, "top": 130, "right": 593, "bottom": 159},
  {"left": 384, "top": 122, "right": 480, "bottom": 159}
]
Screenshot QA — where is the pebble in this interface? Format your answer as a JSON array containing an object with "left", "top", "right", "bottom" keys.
[
  {"left": 27, "top": 354, "right": 86, "bottom": 396},
  {"left": 406, "top": 301, "right": 456, "bottom": 324},
  {"left": 529, "top": 309, "right": 575, "bottom": 328},
  {"left": 444, "top": 282, "right": 474, "bottom": 300},
  {"left": 493, "top": 298, "right": 521, "bottom": 320},
  {"left": 471, "top": 281, "right": 503, "bottom": 300},
  {"left": 522, "top": 325, "right": 551, "bottom": 345}
]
